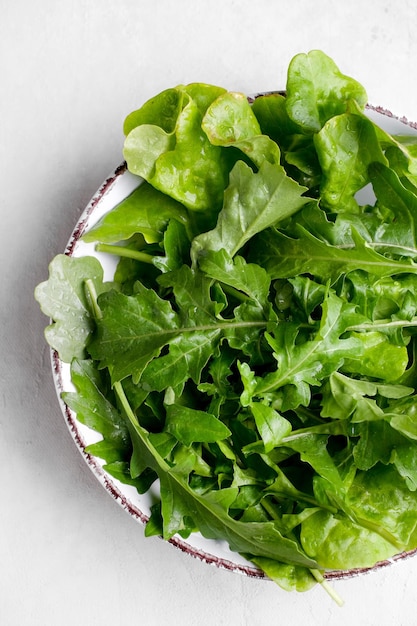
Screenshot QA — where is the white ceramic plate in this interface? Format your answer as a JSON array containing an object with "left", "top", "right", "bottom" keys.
[{"left": 52, "top": 102, "right": 417, "bottom": 581}]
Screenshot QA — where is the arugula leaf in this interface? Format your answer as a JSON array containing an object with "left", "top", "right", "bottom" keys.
[
  {"left": 82, "top": 182, "right": 189, "bottom": 245},
  {"left": 253, "top": 225, "right": 417, "bottom": 284},
  {"left": 89, "top": 286, "right": 181, "bottom": 383},
  {"left": 152, "top": 219, "right": 191, "bottom": 273},
  {"left": 34, "top": 254, "right": 106, "bottom": 362},
  {"left": 197, "top": 249, "right": 271, "bottom": 310},
  {"left": 255, "top": 291, "right": 363, "bottom": 404},
  {"left": 165, "top": 404, "right": 232, "bottom": 446},
  {"left": 353, "top": 420, "right": 406, "bottom": 470},
  {"left": 116, "top": 381, "right": 318, "bottom": 568},
  {"left": 249, "top": 403, "right": 292, "bottom": 453},
  {"left": 369, "top": 161, "right": 417, "bottom": 255},
  {"left": 63, "top": 359, "right": 130, "bottom": 462},
  {"left": 140, "top": 331, "right": 220, "bottom": 393},
  {"left": 192, "top": 159, "right": 311, "bottom": 260}
]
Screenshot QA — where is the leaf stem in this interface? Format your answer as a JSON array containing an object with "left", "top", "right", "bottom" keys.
[
  {"left": 261, "top": 497, "right": 344, "bottom": 606},
  {"left": 340, "top": 241, "right": 417, "bottom": 257},
  {"left": 113, "top": 380, "right": 171, "bottom": 473},
  {"left": 346, "top": 318, "right": 417, "bottom": 332},
  {"left": 220, "top": 282, "right": 250, "bottom": 303},
  {"left": 84, "top": 279, "right": 103, "bottom": 320},
  {"left": 96, "top": 243, "right": 155, "bottom": 265},
  {"left": 309, "top": 569, "right": 344, "bottom": 607}
]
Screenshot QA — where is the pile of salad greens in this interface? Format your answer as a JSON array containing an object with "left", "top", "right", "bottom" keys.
[{"left": 36, "top": 50, "right": 417, "bottom": 601}]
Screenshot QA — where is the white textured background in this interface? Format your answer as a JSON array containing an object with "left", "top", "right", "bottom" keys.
[{"left": 2, "top": 1, "right": 417, "bottom": 624}]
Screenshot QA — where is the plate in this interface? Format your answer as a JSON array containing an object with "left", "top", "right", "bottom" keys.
[{"left": 52, "top": 101, "right": 417, "bottom": 582}]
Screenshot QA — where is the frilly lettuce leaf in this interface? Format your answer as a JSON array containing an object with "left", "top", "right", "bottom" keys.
[
  {"left": 202, "top": 91, "right": 281, "bottom": 166},
  {"left": 123, "top": 83, "right": 231, "bottom": 211},
  {"left": 286, "top": 49, "right": 367, "bottom": 133}
]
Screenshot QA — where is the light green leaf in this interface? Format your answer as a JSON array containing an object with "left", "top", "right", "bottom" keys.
[
  {"left": 300, "top": 509, "right": 397, "bottom": 570},
  {"left": 202, "top": 91, "right": 281, "bottom": 166},
  {"left": 123, "top": 87, "right": 185, "bottom": 136},
  {"left": 314, "top": 113, "right": 387, "bottom": 212},
  {"left": 342, "top": 331, "right": 408, "bottom": 381},
  {"left": 34, "top": 254, "right": 105, "bottom": 362},
  {"left": 123, "top": 83, "right": 230, "bottom": 211},
  {"left": 250, "top": 557, "right": 317, "bottom": 593},
  {"left": 286, "top": 50, "right": 367, "bottom": 133}
]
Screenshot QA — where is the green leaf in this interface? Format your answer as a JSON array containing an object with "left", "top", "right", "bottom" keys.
[
  {"left": 321, "top": 372, "right": 413, "bottom": 422},
  {"left": 62, "top": 359, "right": 131, "bottom": 464},
  {"left": 165, "top": 404, "right": 231, "bottom": 446},
  {"left": 202, "top": 91, "right": 281, "bottom": 166},
  {"left": 152, "top": 219, "right": 191, "bottom": 273},
  {"left": 254, "top": 225, "right": 417, "bottom": 284},
  {"left": 286, "top": 434, "right": 345, "bottom": 491},
  {"left": 286, "top": 50, "right": 367, "bottom": 133},
  {"left": 250, "top": 403, "right": 292, "bottom": 453},
  {"left": 391, "top": 443, "right": 417, "bottom": 491},
  {"left": 82, "top": 182, "right": 189, "bottom": 245},
  {"left": 158, "top": 264, "right": 219, "bottom": 324},
  {"left": 251, "top": 92, "right": 300, "bottom": 147},
  {"left": 89, "top": 286, "right": 181, "bottom": 383},
  {"left": 191, "top": 159, "right": 310, "bottom": 260},
  {"left": 369, "top": 161, "right": 417, "bottom": 255},
  {"left": 115, "top": 382, "right": 318, "bottom": 568},
  {"left": 314, "top": 113, "right": 387, "bottom": 212},
  {"left": 123, "top": 84, "right": 230, "bottom": 211},
  {"left": 34, "top": 255, "right": 105, "bottom": 362},
  {"left": 90, "top": 267, "right": 268, "bottom": 385},
  {"left": 140, "top": 331, "right": 220, "bottom": 392},
  {"left": 198, "top": 248, "right": 271, "bottom": 309},
  {"left": 353, "top": 420, "right": 406, "bottom": 470},
  {"left": 255, "top": 291, "right": 363, "bottom": 404}
]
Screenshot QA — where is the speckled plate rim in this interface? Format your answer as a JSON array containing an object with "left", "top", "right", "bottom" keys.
[{"left": 51, "top": 98, "right": 417, "bottom": 583}]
